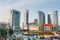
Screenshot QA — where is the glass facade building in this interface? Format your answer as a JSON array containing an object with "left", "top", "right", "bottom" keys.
[
  {"left": 10, "top": 10, "right": 20, "bottom": 31},
  {"left": 49, "top": 10, "right": 58, "bottom": 32},
  {"left": 48, "top": 14, "right": 51, "bottom": 24},
  {"left": 38, "top": 11, "right": 45, "bottom": 30}
]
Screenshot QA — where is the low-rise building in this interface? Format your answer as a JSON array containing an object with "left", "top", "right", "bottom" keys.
[
  {"left": 43, "top": 24, "right": 53, "bottom": 31},
  {"left": 0, "top": 22, "right": 10, "bottom": 29}
]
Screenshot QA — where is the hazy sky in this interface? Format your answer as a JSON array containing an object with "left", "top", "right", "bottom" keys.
[{"left": 0, "top": 0, "right": 60, "bottom": 26}]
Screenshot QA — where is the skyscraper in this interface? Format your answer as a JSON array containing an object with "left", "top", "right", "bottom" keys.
[
  {"left": 49, "top": 10, "right": 58, "bottom": 32},
  {"left": 10, "top": 9, "right": 20, "bottom": 31},
  {"left": 48, "top": 14, "right": 51, "bottom": 24},
  {"left": 23, "top": 10, "right": 29, "bottom": 29},
  {"left": 38, "top": 11, "right": 45, "bottom": 30}
]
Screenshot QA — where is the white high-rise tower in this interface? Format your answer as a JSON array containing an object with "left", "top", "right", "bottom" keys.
[{"left": 49, "top": 10, "right": 58, "bottom": 32}]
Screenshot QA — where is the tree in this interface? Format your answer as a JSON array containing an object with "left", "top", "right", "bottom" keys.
[
  {"left": 0, "top": 29, "right": 7, "bottom": 37},
  {"left": 0, "top": 29, "right": 7, "bottom": 40},
  {"left": 8, "top": 29, "right": 14, "bottom": 36}
]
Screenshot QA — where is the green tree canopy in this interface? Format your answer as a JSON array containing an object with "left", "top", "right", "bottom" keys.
[
  {"left": 0, "top": 29, "right": 7, "bottom": 37},
  {"left": 8, "top": 29, "right": 14, "bottom": 36}
]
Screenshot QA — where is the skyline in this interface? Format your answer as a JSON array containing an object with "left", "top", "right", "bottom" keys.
[{"left": 0, "top": 0, "right": 60, "bottom": 26}]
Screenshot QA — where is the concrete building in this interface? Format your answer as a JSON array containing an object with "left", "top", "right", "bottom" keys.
[
  {"left": 0, "top": 22, "right": 10, "bottom": 29},
  {"left": 29, "top": 22, "right": 35, "bottom": 26},
  {"left": 6, "top": 23, "right": 11, "bottom": 29},
  {"left": 23, "top": 10, "right": 29, "bottom": 29},
  {"left": 10, "top": 9, "right": 20, "bottom": 32},
  {"left": 23, "top": 19, "right": 38, "bottom": 30},
  {"left": 26, "top": 22, "right": 39, "bottom": 31},
  {"left": 48, "top": 14, "right": 51, "bottom": 24},
  {"left": 1, "top": 22, "right": 7, "bottom": 29},
  {"left": 29, "top": 26, "right": 39, "bottom": 31},
  {"left": 43, "top": 24, "right": 53, "bottom": 31},
  {"left": 0, "top": 22, "right": 8, "bottom": 29},
  {"left": 34, "top": 19, "right": 38, "bottom": 26},
  {"left": 28, "top": 19, "right": 38, "bottom": 26},
  {"left": 49, "top": 10, "right": 58, "bottom": 32},
  {"left": 38, "top": 11, "right": 45, "bottom": 30}
]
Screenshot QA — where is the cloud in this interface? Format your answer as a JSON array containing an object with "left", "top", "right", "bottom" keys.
[
  {"left": 0, "top": 0, "right": 38, "bottom": 22},
  {"left": 0, "top": 0, "right": 60, "bottom": 25}
]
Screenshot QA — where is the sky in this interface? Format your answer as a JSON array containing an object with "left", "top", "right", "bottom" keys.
[{"left": 0, "top": 0, "right": 60, "bottom": 26}]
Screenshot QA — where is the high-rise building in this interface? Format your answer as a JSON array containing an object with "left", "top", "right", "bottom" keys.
[
  {"left": 38, "top": 11, "right": 45, "bottom": 30},
  {"left": 23, "top": 10, "right": 29, "bottom": 29},
  {"left": 48, "top": 14, "right": 51, "bottom": 24},
  {"left": 10, "top": 9, "right": 20, "bottom": 31},
  {"left": 34, "top": 19, "right": 38, "bottom": 26},
  {"left": 49, "top": 10, "right": 58, "bottom": 32}
]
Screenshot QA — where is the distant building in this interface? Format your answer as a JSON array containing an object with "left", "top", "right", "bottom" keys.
[
  {"left": 22, "top": 22, "right": 24, "bottom": 29},
  {"left": 49, "top": 10, "right": 58, "bottom": 32},
  {"left": 58, "top": 25, "right": 60, "bottom": 31},
  {"left": 27, "top": 19, "right": 38, "bottom": 31},
  {"left": 0, "top": 22, "right": 9, "bottom": 29},
  {"left": 48, "top": 14, "right": 51, "bottom": 24},
  {"left": 29, "top": 19, "right": 38, "bottom": 26},
  {"left": 38, "top": 11, "right": 45, "bottom": 30},
  {"left": 28, "top": 22, "right": 39, "bottom": 31},
  {"left": 58, "top": 25, "right": 60, "bottom": 36},
  {"left": 1, "top": 22, "right": 7, "bottom": 29},
  {"left": 23, "top": 10, "right": 29, "bottom": 29},
  {"left": 29, "top": 24, "right": 39, "bottom": 30},
  {"left": 43, "top": 24, "right": 53, "bottom": 31},
  {"left": 34, "top": 19, "right": 38, "bottom": 26},
  {"left": 6, "top": 23, "right": 11, "bottom": 29},
  {"left": 10, "top": 9, "right": 20, "bottom": 32},
  {"left": 29, "top": 22, "right": 35, "bottom": 26},
  {"left": 29, "top": 26, "right": 39, "bottom": 31}
]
